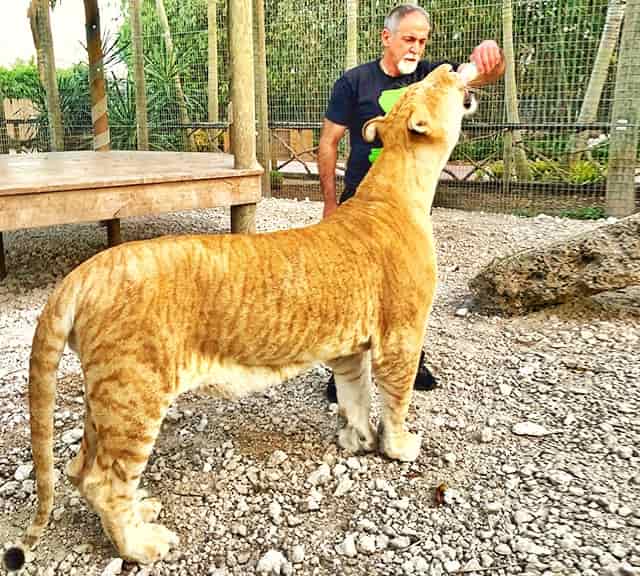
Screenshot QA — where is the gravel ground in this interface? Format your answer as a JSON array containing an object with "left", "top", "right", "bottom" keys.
[{"left": 1, "top": 199, "right": 639, "bottom": 576}]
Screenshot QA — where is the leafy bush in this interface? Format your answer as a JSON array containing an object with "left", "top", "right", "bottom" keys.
[
  {"left": 568, "top": 160, "right": 605, "bottom": 184},
  {"left": 0, "top": 60, "right": 41, "bottom": 99},
  {"left": 486, "top": 160, "right": 503, "bottom": 179},
  {"left": 485, "top": 159, "right": 605, "bottom": 184},
  {"left": 559, "top": 206, "right": 607, "bottom": 220},
  {"left": 270, "top": 170, "right": 284, "bottom": 190},
  {"left": 528, "top": 159, "right": 562, "bottom": 182}
]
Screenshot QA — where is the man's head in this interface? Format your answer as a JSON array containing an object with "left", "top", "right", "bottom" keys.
[{"left": 381, "top": 4, "right": 431, "bottom": 76}]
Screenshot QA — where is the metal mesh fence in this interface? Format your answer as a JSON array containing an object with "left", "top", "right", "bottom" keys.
[{"left": 1, "top": 0, "right": 638, "bottom": 217}]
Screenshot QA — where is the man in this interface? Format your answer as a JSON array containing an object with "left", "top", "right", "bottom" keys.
[{"left": 319, "top": 3, "right": 505, "bottom": 402}]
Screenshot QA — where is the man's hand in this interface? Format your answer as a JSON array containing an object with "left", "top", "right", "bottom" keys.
[
  {"left": 323, "top": 199, "right": 338, "bottom": 219},
  {"left": 470, "top": 40, "right": 503, "bottom": 75}
]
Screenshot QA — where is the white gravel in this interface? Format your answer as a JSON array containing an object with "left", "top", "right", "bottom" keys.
[{"left": 1, "top": 198, "right": 639, "bottom": 576}]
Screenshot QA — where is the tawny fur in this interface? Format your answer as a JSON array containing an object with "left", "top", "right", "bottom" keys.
[{"left": 17, "top": 64, "right": 475, "bottom": 564}]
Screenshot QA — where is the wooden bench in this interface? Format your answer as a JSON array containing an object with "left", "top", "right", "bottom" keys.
[{"left": 0, "top": 151, "right": 263, "bottom": 279}]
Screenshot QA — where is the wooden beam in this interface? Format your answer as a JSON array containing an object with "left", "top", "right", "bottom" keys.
[
  {"left": 254, "top": 0, "right": 271, "bottom": 197},
  {"left": 346, "top": 0, "right": 358, "bottom": 69},
  {"left": 0, "top": 175, "right": 261, "bottom": 232},
  {"left": 229, "top": 0, "right": 259, "bottom": 233},
  {"left": 606, "top": 0, "right": 640, "bottom": 217}
]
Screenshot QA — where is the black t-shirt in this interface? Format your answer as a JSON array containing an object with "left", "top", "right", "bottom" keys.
[{"left": 325, "top": 59, "right": 456, "bottom": 191}]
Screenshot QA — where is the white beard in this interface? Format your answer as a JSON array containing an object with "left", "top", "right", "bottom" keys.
[{"left": 397, "top": 58, "right": 419, "bottom": 75}]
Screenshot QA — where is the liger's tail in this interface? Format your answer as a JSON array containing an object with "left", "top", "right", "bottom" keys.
[{"left": 4, "top": 278, "right": 80, "bottom": 572}]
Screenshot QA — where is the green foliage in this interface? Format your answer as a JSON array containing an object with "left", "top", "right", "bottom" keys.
[
  {"left": 118, "top": 0, "right": 215, "bottom": 123},
  {"left": 486, "top": 159, "right": 605, "bottom": 184},
  {"left": 454, "top": 134, "right": 503, "bottom": 163},
  {"left": 528, "top": 159, "right": 563, "bottom": 182},
  {"left": 559, "top": 206, "right": 607, "bottom": 220},
  {"left": 108, "top": 76, "right": 138, "bottom": 150},
  {"left": 486, "top": 160, "right": 504, "bottom": 179},
  {"left": 270, "top": 170, "right": 284, "bottom": 189},
  {"left": 0, "top": 60, "right": 41, "bottom": 99},
  {"left": 512, "top": 208, "right": 535, "bottom": 218},
  {"left": 568, "top": 159, "right": 606, "bottom": 184}
]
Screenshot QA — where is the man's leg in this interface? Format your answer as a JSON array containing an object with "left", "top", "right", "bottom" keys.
[{"left": 327, "top": 350, "right": 438, "bottom": 402}]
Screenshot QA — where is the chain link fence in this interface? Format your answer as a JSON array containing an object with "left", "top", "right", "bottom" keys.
[{"left": 1, "top": 0, "right": 638, "bottom": 217}]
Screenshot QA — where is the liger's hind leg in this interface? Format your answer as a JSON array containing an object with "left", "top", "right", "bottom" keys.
[
  {"left": 373, "top": 344, "right": 423, "bottom": 462},
  {"left": 66, "top": 396, "right": 97, "bottom": 486},
  {"left": 75, "top": 374, "right": 178, "bottom": 563},
  {"left": 327, "top": 352, "right": 376, "bottom": 454}
]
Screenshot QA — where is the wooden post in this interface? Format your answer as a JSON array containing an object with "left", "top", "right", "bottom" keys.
[
  {"left": 0, "top": 232, "right": 6, "bottom": 280},
  {"left": 229, "top": 0, "right": 258, "bottom": 233},
  {"left": 84, "top": 0, "right": 121, "bottom": 245},
  {"left": 0, "top": 96, "right": 9, "bottom": 154},
  {"left": 606, "top": 0, "right": 640, "bottom": 217},
  {"left": 502, "top": 0, "right": 530, "bottom": 182},
  {"left": 130, "top": 0, "right": 149, "bottom": 150},
  {"left": 208, "top": 0, "right": 219, "bottom": 125},
  {"left": 254, "top": 0, "right": 271, "bottom": 197},
  {"left": 346, "top": 0, "right": 358, "bottom": 70}
]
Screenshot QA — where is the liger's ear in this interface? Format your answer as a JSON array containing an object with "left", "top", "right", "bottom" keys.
[
  {"left": 362, "top": 116, "right": 385, "bottom": 142},
  {"left": 407, "top": 104, "right": 433, "bottom": 135}
]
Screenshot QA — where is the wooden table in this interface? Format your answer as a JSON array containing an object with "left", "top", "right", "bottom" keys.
[{"left": 0, "top": 151, "right": 263, "bottom": 279}]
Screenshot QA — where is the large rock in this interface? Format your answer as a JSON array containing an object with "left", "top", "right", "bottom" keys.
[{"left": 469, "top": 212, "right": 640, "bottom": 315}]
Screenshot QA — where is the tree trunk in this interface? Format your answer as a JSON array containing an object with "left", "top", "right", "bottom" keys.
[
  {"left": 130, "top": 0, "right": 149, "bottom": 150},
  {"left": 29, "top": 0, "right": 64, "bottom": 151},
  {"left": 229, "top": 0, "right": 257, "bottom": 233},
  {"left": 469, "top": 213, "right": 640, "bottom": 315},
  {"left": 606, "top": 0, "right": 640, "bottom": 217},
  {"left": 155, "top": 0, "right": 195, "bottom": 152},
  {"left": 568, "top": 0, "right": 625, "bottom": 166},
  {"left": 346, "top": 0, "right": 358, "bottom": 70},
  {"left": 84, "top": 0, "right": 110, "bottom": 152},
  {"left": 84, "top": 0, "right": 120, "bottom": 245},
  {"left": 254, "top": 0, "right": 271, "bottom": 196},
  {"left": 502, "top": 0, "right": 530, "bottom": 181}
]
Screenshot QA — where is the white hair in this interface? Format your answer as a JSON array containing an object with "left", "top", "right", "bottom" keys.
[{"left": 384, "top": 4, "right": 431, "bottom": 34}]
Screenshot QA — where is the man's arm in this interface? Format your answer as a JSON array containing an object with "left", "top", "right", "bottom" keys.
[
  {"left": 459, "top": 40, "right": 505, "bottom": 87},
  {"left": 318, "top": 118, "right": 347, "bottom": 219}
]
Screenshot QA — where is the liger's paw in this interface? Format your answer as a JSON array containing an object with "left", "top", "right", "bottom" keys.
[
  {"left": 379, "top": 426, "right": 422, "bottom": 462},
  {"left": 338, "top": 422, "right": 377, "bottom": 454},
  {"left": 119, "top": 522, "right": 179, "bottom": 564}
]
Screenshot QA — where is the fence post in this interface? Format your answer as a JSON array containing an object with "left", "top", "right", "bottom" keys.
[
  {"left": 208, "top": 0, "right": 220, "bottom": 126},
  {"left": 229, "top": 0, "right": 258, "bottom": 233},
  {"left": 502, "top": 0, "right": 530, "bottom": 182},
  {"left": 0, "top": 96, "right": 9, "bottom": 154},
  {"left": 606, "top": 0, "right": 640, "bottom": 217},
  {"left": 254, "top": 0, "right": 271, "bottom": 197},
  {"left": 346, "top": 0, "right": 358, "bottom": 70},
  {"left": 130, "top": 0, "right": 149, "bottom": 151}
]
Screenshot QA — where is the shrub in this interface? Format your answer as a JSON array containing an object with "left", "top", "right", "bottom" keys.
[
  {"left": 270, "top": 171, "right": 284, "bottom": 190},
  {"left": 568, "top": 160, "right": 605, "bottom": 184},
  {"left": 559, "top": 206, "right": 606, "bottom": 220}
]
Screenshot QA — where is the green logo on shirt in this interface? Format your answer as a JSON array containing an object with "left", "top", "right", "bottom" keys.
[{"left": 368, "top": 86, "right": 408, "bottom": 164}]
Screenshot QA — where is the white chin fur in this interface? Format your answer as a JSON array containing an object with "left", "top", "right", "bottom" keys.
[{"left": 463, "top": 94, "right": 478, "bottom": 116}]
